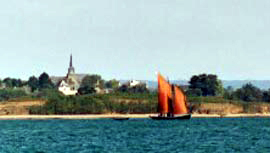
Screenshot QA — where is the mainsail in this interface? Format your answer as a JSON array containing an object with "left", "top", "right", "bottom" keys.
[{"left": 157, "top": 73, "right": 172, "bottom": 114}]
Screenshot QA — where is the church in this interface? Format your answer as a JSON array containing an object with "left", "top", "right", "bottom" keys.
[{"left": 56, "top": 55, "right": 86, "bottom": 95}]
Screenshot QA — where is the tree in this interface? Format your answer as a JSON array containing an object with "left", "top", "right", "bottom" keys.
[
  {"left": 262, "top": 90, "right": 270, "bottom": 102},
  {"left": 223, "top": 86, "right": 234, "bottom": 100},
  {"left": 189, "top": 74, "right": 224, "bottom": 96},
  {"left": 117, "top": 84, "right": 129, "bottom": 93},
  {"left": 78, "top": 86, "right": 96, "bottom": 95},
  {"left": 233, "top": 83, "right": 262, "bottom": 102},
  {"left": 38, "top": 72, "right": 54, "bottom": 89},
  {"left": 105, "top": 79, "right": 120, "bottom": 89},
  {"left": 3, "top": 78, "right": 12, "bottom": 88},
  {"left": 11, "top": 79, "right": 23, "bottom": 87},
  {"left": 129, "top": 83, "right": 149, "bottom": 93},
  {"left": 78, "top": 74, "right": 104, "bottom": 95},
  {"left": 186, "top": 88, "right": 202, "bottom": 97},
  {"left": 117, "top": 83, "right": 149, "bottom": 93},
  {"left": 0, "top": 89, "right": 27, "bottom": 101},
  {"left": 28, "top": 76, "right": 39, "bottom": 92},
  {"left": 3, "top": 78, "right": 24, "bottom": 88}
]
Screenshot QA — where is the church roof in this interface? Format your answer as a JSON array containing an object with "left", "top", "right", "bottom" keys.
[{"left": 51, "top": 74, "right": 88, "bottom": 85}]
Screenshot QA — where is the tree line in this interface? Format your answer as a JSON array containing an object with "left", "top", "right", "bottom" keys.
[
  {"left": 0, "top": 72, "right": 55, "bottom": 91},
  {"left": 77, "top": 75, "right": 149, "bottom": 95},
  {"left": 1, "top": 72, "right": 270, "bottom": 103},
  {"left": 29, "top": 92, "right": 157, "bottom": 114},
  {"left": 1, "top": 72, "right": 270, "bottom": 114},
  {"left": 186, "top": 73, "right": 270, "bottom": 103}
]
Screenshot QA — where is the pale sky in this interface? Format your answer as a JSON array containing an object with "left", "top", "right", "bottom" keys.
[{"left": 0, "top": 0, "right": 270, "bottom": 81}]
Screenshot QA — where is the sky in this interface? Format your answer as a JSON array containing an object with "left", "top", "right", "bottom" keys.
[{"left": 0, "top": 0, "right": 270, "bottom": 81}]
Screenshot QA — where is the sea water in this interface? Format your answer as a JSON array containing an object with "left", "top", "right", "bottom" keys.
[{"left": 0, "top": 118, "right": 270, "bottom": 153}]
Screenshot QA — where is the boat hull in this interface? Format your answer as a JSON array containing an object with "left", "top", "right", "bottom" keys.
[
  {"left": 112, "top": 117, "right": 129, "bottom": 121},
  {"left": 150, "top": 114, "right": 191, "bottom": 120}
]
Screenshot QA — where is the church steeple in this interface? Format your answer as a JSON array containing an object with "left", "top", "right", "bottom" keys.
[
  {"left": 70, "top": 54, "right": 73, "bottom": 67},
  {"left": 68, "top": 54, "right": 75, "bottom": 75}
]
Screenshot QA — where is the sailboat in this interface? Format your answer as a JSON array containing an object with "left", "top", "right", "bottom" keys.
[{"left": 150, "top": 73, "right": 191, "bottom": 120}]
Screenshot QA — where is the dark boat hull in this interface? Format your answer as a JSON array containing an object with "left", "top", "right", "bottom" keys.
[
  {"left": 150, "top": 114, "right": 191, "bottom": 120},
  {"left": 112, "top": 117, "right": 129, "bottom": 121}
]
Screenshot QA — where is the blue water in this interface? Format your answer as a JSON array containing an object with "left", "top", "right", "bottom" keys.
[{"left": 1, "top": 118, "right": 270, "bottom": 153}]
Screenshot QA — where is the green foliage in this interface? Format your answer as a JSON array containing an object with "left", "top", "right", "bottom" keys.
[
  {"left": 222, "top": 83, "right": 270, "bottom": 103},
  {"left": 78, "top": 74, "right": 105, "bottom": 95},
  {"left": 216, "top": 80, "right": 224, "bottom": 96},
  {"left": 189, "top": 74, "right": 224, "bottom": 96},
  {"left": 0, "top": 89, "right": 27, "bottom": 101},
  {"left": 38, "top": 72, "right": 54, "bottom": 89},
  {"left": 104, "top": 92, "right": 157, "bottom": 100},
  {"left": 118, "top": 84, "right": 129, "bottom": 92},
  {"left": 262, "top": 89, "right": 270, "bottom": 102},
  {"left": 187, "top": 96, "right": 243, "bottom": 104},
  {"left": 223, "top": 86, "right": 234, "bottom": 100},
  {"left": 12, "top": 79, "right": 23, "bottom": 87},
  {"left": 35, "top": 89, "right": 62, "bottom": 99},
  {"left": 81, "top": 74, "right": 103, "bottom": 88},
  {"left": 29, "top": 92, "right": 158, "bottom": 114},
  {"left": 233, "top": 83, "right": 263, "bottom": 102},
  {"left": 28, "top": 76, "right": 39, "bottom": 92},
  {"left": 78, "top": 86, "right": 96, "bottom": 95},
  {"left": 3, "top": 78, "right": 12, "bottom": 88},
  {"left": 26, "top": 72, "right": 55, "bottom": 92},
  {"left": 186, "top": 88, "right": 202, "bottom": 96},
  {"left": 117, "top": 84, "right": 149, "bottom": 93},
  {"left": 129, "top": 84, "right": 149, "bottom": 93},
  {"left": 3, "top": 78, "right": 23, "bottom": 88},
  {"left": 105, "top": 79, "right": 120, "bottom": 89}
]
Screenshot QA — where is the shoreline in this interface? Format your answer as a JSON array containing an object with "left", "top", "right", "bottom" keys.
[{"left": 0, "top": 114, "right": 270, "bottom": 120}]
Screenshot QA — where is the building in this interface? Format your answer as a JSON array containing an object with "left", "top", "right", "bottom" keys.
[
  {"left": 57, "top": 55, "right": 82, "bottom": 95},
  {"left": 52, "top": 55, "right": 123, "bottom": 95},
  {"left": 120, "top": 80, "right": 148, "bottom": 89},
  {"left": 129, "top": 80, "right": 141, "bottom": 87}
]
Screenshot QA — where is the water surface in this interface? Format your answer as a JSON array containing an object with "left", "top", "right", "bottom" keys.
[{"left": 1, "top": 118, "right": 270, "bottom": 153}]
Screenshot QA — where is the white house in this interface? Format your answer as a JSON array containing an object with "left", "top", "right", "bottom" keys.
[
  {"left": 58, "top": 80, "right": 78, "bottom": 95},
  {"left": 129, "top": 80, "right": 141, "bottom": 87}
]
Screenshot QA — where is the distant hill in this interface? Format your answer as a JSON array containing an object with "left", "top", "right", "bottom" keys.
[
  {"left": 120, "top": 80, "right": 270, "bottom": 90},
  {"left": 119, "top": 80, "right": 189, "bottom": 90},
  {"left": 222, "top": 80, "right": 270, "bottom": 90}
]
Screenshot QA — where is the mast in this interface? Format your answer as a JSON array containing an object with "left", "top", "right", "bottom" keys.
[{"left": 168, "top": 84, "right": 175, "bottom": 117}]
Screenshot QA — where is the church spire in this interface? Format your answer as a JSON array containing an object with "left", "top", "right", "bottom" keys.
[
  {"left": 68, "top": 54, "right": 75, "bottom": 75},
  {"left": 70, "top": 54, "right": 73, "bottom": 68}
]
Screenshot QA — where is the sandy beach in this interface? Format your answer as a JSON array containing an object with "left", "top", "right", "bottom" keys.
[{"left": 0, "top": 113, "right": 270, "bottom": 120}]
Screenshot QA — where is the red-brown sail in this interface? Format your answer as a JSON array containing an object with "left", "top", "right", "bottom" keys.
[
  {"left": 157, "top": 73, "right": 172, "bottom": 114},
  {"left": 173, "top": 86, "right": 188, "bottom": 114}
]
